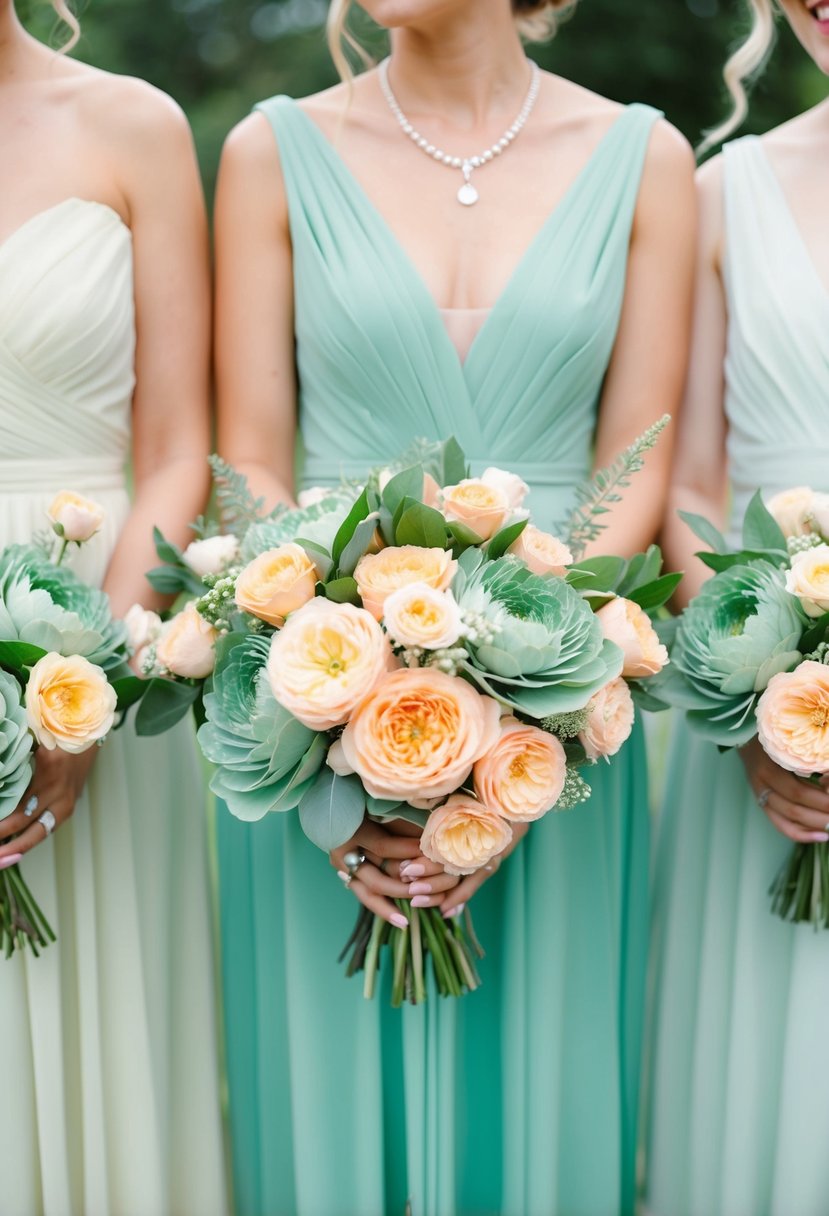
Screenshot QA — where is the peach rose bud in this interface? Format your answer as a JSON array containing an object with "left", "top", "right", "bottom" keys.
[
  {"left": 474, "top": 717, "right": 567, "bottom": 821},
  {"left": 508, "top": 525, "right": 572, "bottom": 577},
  {"left": 47, "top": 491, "right": 105, "bottom": 543},
  {"left": 578, "top": 677, "right": 635, "bottom": 761},
  {"left": 183, "top": 534, "right": 239, "bottom": 578},
  {"left": 756, "top": 661, "right": 829, "bottom": 777},
  {"left": 337, "top": 667, "right": 501, "bottom": 803},
  {"left": 596, "top": 598, "right": 668, "bottom": 678},
  {"left": 420, "top": 794, "right": 513, "bottom": 876},
  {"left": 354, "top": 546, "right": 457, "bottom": 621},
  {"left": 156, "top": 603, "right": 218, "bottom": 679},
  {"left": 785, "top": 545, "right": 829, "bottom": 618},
  {"left": 267, "top": 598, "right": 392, "bottom": 731},
  {"left": 382, "top": 583, "right": 463, "bottom": 651},
  {"left": 766, "top": 487, "right": 817, "bottom": 539},
  {"left": 234, "top": 543, "right": 319, "bottom": 628},
  {"left": 26, "top": 652, "right": 117, "bottom": 753},
  {"left": 439, "top": 478, "right": 510, "bottom": 541}
]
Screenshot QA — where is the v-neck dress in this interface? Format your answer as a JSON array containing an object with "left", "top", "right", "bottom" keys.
[
  {"left": 646, "top": 137, "right": 829, "bottom": 1216},
  {"left": 217, "top": 95, "right": 661, "bottom": 1216}
]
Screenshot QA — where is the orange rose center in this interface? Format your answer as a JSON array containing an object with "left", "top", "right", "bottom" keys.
[{"left": 811, "top": 703, "right": 829, "bottom": 730}]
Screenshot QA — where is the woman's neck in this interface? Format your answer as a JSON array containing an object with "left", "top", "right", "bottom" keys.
[{"left": 0, "top": 4, "right": 43, "bottom": 78}]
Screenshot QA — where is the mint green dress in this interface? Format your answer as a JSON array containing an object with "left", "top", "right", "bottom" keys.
[
  {"left": 646, "top": 138, "right": 829, "bottom": 1216},
  {"left": 218, "top": 95, "right": 660, "bottom": 1216}
]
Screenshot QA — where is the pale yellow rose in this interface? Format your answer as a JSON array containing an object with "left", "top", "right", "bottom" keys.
[
  {"left": 183, "top": 534, "right": 239, "bottom": 577},
  {"left": 26, "top": 653, "right": 116, "bottom": 753},
  {"left": 234, "top": 543, "right": 319, "bottom": 627},
  {"left": 473, "top": 718, "right": 567, "bottom": 821},
  {"left": 382, "top": 583, "right": 463, "bottom": 651},
  {"left": 757, "top": 661, "right": 829, "bottom": 776},
  {"left": 785, "top": 545, "right": 829, "bottom": 618},
  {"left": 578, "top": 677, "right": 635, "bottom": 761},
  {"left": 354, "top": 546, "right": 457, "bottom": 621},
  {"left": 47, "top": 491, "right": 105, "bottom": 543},
  {"left": 766, "top": 487, "right": 817, "bottom": 538},
  {"left": 596, "top": 598, "right": 669, "bottom": 678},
  {"left": 267, "top": 599, "right": 392, "bottom": 731},
  {"left": 156, "top": 603, "right": 218, "bottom": 679},
  {"left": 335, "top": 667, "right": 501, "bottom": 803},
  {"left": 508, "top": 525, "right": 572, "bottom": 576},
  {"left": 439, "top": 478, "right": 510, "bottom": 541},
  {"left": 420, "top": 794, "right": 513, "bottom": 876}
]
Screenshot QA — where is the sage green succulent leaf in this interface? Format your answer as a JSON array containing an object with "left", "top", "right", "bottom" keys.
[{"left": 0, "top": 669, "right": 33, "bottom": 821}]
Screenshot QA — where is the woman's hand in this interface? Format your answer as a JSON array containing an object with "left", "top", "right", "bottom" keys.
[
  {"left": 0, "top": 748, "right": 98, "bottom": 862},
  {"left": 439, "top": 821, "right": 531, "bottom": 919},
  {"left": 740, "top": 738, "right": 829, "bottom": 844},
  {"left": 330, "top": 817, "right": 461, "bottom": 928}
]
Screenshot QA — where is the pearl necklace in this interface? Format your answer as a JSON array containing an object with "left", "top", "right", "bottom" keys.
[{"left": 378, "top": 57, "right": 541, "bottom": 207}]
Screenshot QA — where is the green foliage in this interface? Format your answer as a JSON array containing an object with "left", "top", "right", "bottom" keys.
[{"left": 0, "top": 669, "right": 34, "bottom": 822}]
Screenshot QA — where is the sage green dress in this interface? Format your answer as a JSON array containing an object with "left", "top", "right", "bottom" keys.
[
  {"left": 218, "top": 95, "right": 660, "bottom": 1216},
  {"left": 646, "top": 138, "right": 829, "bottom": 1216}
]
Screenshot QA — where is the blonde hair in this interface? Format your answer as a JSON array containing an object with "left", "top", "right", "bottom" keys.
[
  {"left": 326, "top": 0, "right": 578, "bottom": 81},
  {"left": 699, "top": 0, "right": 777, "bottom": 155},
  {"left": 50, "top": 0, "right": 80, "bottom": 51}
]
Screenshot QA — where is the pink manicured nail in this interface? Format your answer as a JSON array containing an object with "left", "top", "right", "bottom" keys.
[
  {"left": 408, "top": 881, "right": 432, "bottom": 896},
  {"left": 336, "top": 870, "right": 350, "bottom": 883},
  {"left": 443, "top": 902, "right": 466, "bottom": 920},
  {"left": 400, "top": 864, "right": 425, "bottom": 879},
  {"left": 0, "top": 853, "right": 23, "bottom": 871},
  {"left": 411, "top": 895, "right": 432, "bottom": 908},
  {"left": 390, "top": 912, "right": 409, "bottom": 929},
  {"left": 810, "top": 833, "right": 829, "bottom": 843}
]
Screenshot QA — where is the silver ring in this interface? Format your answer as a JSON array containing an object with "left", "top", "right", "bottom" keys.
[
  {"left": 824, "top": 822, "right": 829, "bottom": 835},
  {"left": 37, "top": 810, "right": 56, "bottom": 837},
  {"left": 757, "top": 788, "right": 771, "bottom": 811},
  {"left": 23, "top": 795, "right": 38, "bottom": 818},
  {"left": 343, "top": 849, "right": 366, "bottom": 879}
]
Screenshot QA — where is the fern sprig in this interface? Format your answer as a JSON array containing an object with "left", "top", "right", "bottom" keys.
[
  {"left": 208, "top": 454, "right": 283, "bottom": 536},
  {"left": 558, "top": 414, "right": 670, "bottom": 559}
]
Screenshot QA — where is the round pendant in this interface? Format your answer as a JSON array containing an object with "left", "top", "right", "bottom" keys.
[{"left": 457, "top": 182, "right": 479, "bottom": 207}]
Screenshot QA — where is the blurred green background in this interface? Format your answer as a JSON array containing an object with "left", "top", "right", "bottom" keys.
[{"left": 19, "top": 0, "right": 828, "bottom": 200}]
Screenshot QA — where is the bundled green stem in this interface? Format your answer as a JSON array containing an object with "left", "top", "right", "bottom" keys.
[
  {"left": 0, "top": 864, "right": 56, "bottom": 958},
  {"left": 770, "top": 841, "right": 829, "bottom": 929}
]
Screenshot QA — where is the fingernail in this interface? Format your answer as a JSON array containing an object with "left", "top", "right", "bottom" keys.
[
  {"left": 23, "top": 796, "right": 38, "bottom": 817},
  {"left": 411, "top": 895, "right": 432, "bottom": 908},
  {"left": 810, "top": 833, "right": 829, "bottom": 843},
  {"left": 390, "top": 912, "right": 409, "bottom": 929},
  {"left": 336, "top": 870, "right": 350, "bottom": 883},
  {"left": 400, "top": 864, "right": 425, "bottom": 879},
  {"left": 408, "top": 881, "right": 432, "bottom": 895},
  {"left": 0, "top": 854, "right": 23, "bottom": 871},
  {"left": 443, "top": 902, "right": 465, "bottom": 920}
]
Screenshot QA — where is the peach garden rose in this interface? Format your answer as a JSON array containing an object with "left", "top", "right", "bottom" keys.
[
  {"left": 473, "top": 718, "right": 567, "bottom": 821},
  {"left": 26, "top": 652, "right": 117, "bottom": 753},
  {"left": 381, "top": 583, "right": 463, "bottom": 651},
  {"left": 267, "top": 598, "right": 392, "bottom": 731},
  {"left": 234, "top": 543, "right": 319, "bottom": 627},
  {"left": 785, "top": 545, "right": 829, "bottom": 618},
  {"left": 156, "top": 603, "right": 218, "bottom": 679},
  {"left": 439, "top": 478, "right": 511, "bottom": 541},
  {"left": 596, "top": 597, "right": 668, "bottom": 678},
  {"left": 329, "top": 667, "right": 500, "bottom": 803},
  {"left": 354, "top": 546, "right": 456, "bottom": 621},
  {"left": 578, "top": 677, "right": 635, "bottom": 761},
  {"left": 508, "top": 525, "right": 572, "bottom": 576},
  {"left": 756, "top": 661, "right": 829, "bottom": 776},
  {"left": 46, "top": 490, "right": 105, "bottom": 543},
  {"left": 766, "top": 486, "right": 819, "bottom": 539},
  {"left": 419, "top": 793, "right": 513, "bottom": 876}
]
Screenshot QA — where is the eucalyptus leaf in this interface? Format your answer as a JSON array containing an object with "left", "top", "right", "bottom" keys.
[
  {"left": 298, "top": 767, "right": 366, "bottom": 851},
  {"left": 381, "top": 466, "right": 423, "bottom": 517},
  {"left": 0, "top": 640, "right": 47, "bottom": 671},
  {"left": 134, "top": 678, "right": 200, "bottom": 735},
  {"left": 337, "top": 514, "right": 381, "bottom": 577},
  {"left": 487, "top": 517, "right": 528, "bottom": 561},
  {"left": 626, "top": 572, "right": 683, "bottom": 614},
  {"left": 677, "top": 510, "right": 728, "bottom": 555},
  {"left": 394, "top": 502, "right": 448, "bottom": 549},
  {"left": 742, "top": 491, "right": 788, "bottom": 555},
  {"left": 331, "top": 489, "right": 371, "bottom": 566},
  {"left": 324, "top": 576, "right": 361, "bottom": 605}
]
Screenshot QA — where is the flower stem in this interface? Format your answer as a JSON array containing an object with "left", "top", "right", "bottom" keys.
[
  {"left": 409, "top": 906, "right": 426, "bottom": 1004},
  {"left": 362, "top": 912, "right": 386, "bottom": 1000}
]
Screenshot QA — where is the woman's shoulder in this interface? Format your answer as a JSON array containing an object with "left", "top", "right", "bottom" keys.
[{"left": 59, "top": 64, "right": 193, "bottom": 150}]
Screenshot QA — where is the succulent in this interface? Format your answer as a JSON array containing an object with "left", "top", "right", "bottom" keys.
[{"left": 0, "top": 669, "right": 33, "bottom": 821}]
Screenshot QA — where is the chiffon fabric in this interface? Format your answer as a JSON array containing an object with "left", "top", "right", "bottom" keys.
[
  {"left": 646, "top": 138, "right": 829, "bottom": 1216},
  {"left": 0, "top": 199, "right": 227, "bottom": 1216},
  {"left": 218, "top": 97, "right": 661, "bottom": 1216}
]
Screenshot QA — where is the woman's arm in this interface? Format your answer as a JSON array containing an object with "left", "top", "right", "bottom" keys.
[{"left": 583, "top": 121, "right": 697, "bottom": 560}]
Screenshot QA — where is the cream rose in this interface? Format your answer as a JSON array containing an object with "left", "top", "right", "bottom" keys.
[
  {"left": 420, "top": 794, "right": 513, "bottom": 876},
  {"left": 333, "top": 667, "right": 500, "bottom": 803},
  {"left": 354, "top": 546, "right": 457, "bottom": 621},
  {"left": 382, "top": 583, "right": 463, "bottom": 651},
  {"left": 596, "top": 598, "right": 669, "bottom": 678},
  {"left": 578, "top": 677, "right": 635, "bottom": 761},
  {"left": 183, "top": 534, "right": 239, "bottom": 578},
  {"left": 267, "top": 598, "right": 392, "bottom": 731},
  {"left": 480, "top": 466, "right": 529, "bottom": 510},
  {"left": 785, "top": 545, "right": 829, "bottom": 618},
  {"left": 439, "top": 478, "right": 510, "bottom": 541},
  {"left": 124, "top": 604, "right": 162, "bottom": 654},
  {"left": 47, "top": 491, "right": 105, "bottom": 543},
  {"left": 757, "top": 661, "right": 829, "bottom": 776},
  {"left": 473, "top": 718, "right": 567, "bottom": 822},
  {"left": 156, "top": 603, "right": 218, "bottom": 679},
  {"left": 26, "top": 653, "right": 116, "bottom": 753},
  {"left": 766, "top": 487, "right": 817, "bottom": 538},
  {"left": 508, "top": 525, "right": 572, "bottom": 576},
  {"left": 297, "top": 486, "right": 330, "bottom": 509},
  {"left": 234, "top": 543, "right": 319, "bottom": 627},
  {"left": 808, "top": 492, "right": 829, "bottom": 540}
]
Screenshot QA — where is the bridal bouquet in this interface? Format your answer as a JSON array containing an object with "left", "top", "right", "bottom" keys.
[
  {"left": 665, "top": 486, "right": 829, "bottom": 928},
  {"left": 0, "top": 493, "right": 185, "bottom": 957},
  {"left": 153, "top": 429, "right": 676, "bottom": 1003}
]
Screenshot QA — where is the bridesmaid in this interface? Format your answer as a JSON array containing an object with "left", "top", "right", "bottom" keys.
[
  {"left": 214, "top": 1, "right": 694, "bottom": 1213},
  {"left": 646, "top": 4, "right": 829, "bottom": 1214},
  {"left": 0, "top": 4, "right": 227, "bottom": 1214}
]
